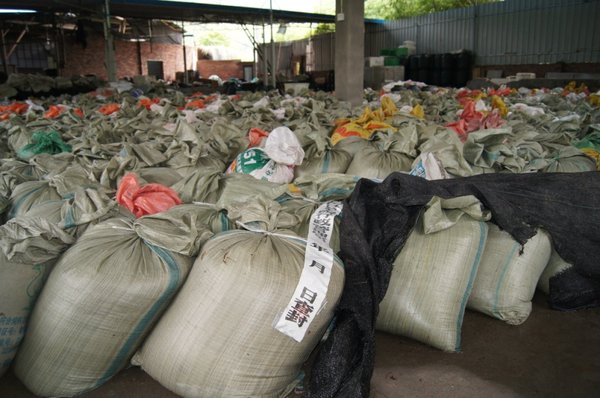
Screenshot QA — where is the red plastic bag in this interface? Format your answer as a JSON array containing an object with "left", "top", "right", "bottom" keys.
[
  {"left": 116, "top": 173, "right": 182, "bottom": 218},
  {"left": 248, "top": 127, "right": 269, "bottom": 147}
]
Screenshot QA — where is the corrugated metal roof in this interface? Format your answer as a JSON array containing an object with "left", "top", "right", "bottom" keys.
[{"left": 0, "top": 0, "right": 384, "bottom": 25}]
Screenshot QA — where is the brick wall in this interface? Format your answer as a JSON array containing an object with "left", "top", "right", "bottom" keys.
[
  {"left": 197, "top": 60, "right": 243, "bottom": 80},
  {"left": 61, "top": 32, "right": 195, "bottom": 81}
]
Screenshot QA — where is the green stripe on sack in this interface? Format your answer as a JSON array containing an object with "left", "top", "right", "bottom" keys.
[
  {"left": 91, "top": 243, "right": 181, "bottom": 390},
  {"left": 455, "top": 222, "right": 488, "bottom": 351}
]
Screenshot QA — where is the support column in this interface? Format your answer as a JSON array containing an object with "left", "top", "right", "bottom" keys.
[
  {"left": 103, "top": 0, "right": 117, "bottom": 82},
  {"left": 136, "top": 39, "right": 143, "bottom": 75},
  {"left": 1, "top": 27, "right": 9, "bottom": 77},
  {"left": 269, "top": 0, "right": 276, "bottom": 89},
  {"left": 262, "top": 22, "right": 267, "bottom": 83},
  {"left": 182, "top": 21, "right": 187, "bottom": 84},
  {"left": 334, "top": 0, "right": 364, "bottom": 106}
]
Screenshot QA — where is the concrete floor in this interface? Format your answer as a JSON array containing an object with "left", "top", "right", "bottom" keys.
[{"left": 1, "top": 293, "right": 599, "bottom": 398}]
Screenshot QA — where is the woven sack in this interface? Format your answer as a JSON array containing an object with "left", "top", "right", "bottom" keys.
[
  {"left": 280, "top": 173, "right": 358, "bottom": 254},
  {"left": 376, "top": 196, "right": 489, "bottom": 352},
  {"left": 0, "top": 218, "right": 74, "bottom": 376},
  {"left": 14, "top": 205, "right": 213, "bottom": 396},
  {"left": 9, "top": 166, "right": 103, "bottom": 219},
  {"left": 137, "top": 167, "right": 183, "bottom": 187},
  {"left": 134, "top": 201, "right": 344, "bottom": 398},
  {"left": 467, "top": 223, "right": 551, "bottom": 325},
  {"left": 537, "top": 248, "right": 573, "bottom": 295},
  {"left": 332, "top": 135, "right": 370, "bottom": 157},
  {"left": 294, "top": 133, "right": 352, "bottom": 178},
  {"left": 345, "top": 132, "right": 416, "bottom": 179},
  {"left": 8, "top": 181, "right": 62, "bottom": 219},
  {"left": 22, "top": 188, "right": 117, "bottom": 237}
]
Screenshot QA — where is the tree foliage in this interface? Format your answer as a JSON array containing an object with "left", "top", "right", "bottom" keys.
[
  {"left": 197, "top": 32, "right": 230, "bottom": 47},
  {"left": 365, "top": 0, "right": 501, "bottom": 20}
]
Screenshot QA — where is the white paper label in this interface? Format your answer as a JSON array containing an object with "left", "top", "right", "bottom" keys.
[{"left": 275, "top": 201, "right": 343, "bottom": 342}]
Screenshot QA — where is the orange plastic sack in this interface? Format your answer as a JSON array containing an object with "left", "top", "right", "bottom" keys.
[
  {"left": 446, "top": 100, "right": 506, "bottom": 142},
  {"left": 331, "top": 122, "right": 372, "bottom": 145},
  {"left": 446, "top": 119, "right": 468, "bottom": 142},
  {"left": 488, "top": 87, "right": 512, "bottom": 97},
  {"left": 185, "top": 99, "right": 205, "bottom": 109},
  {"left": 44, "top": 105, "right": 66, "bottom": 119},
  {"left": 73, "top": 108, "right": 84, "bottom": 118},
  {"left": 116, "top": 173, "right": 183, "bottom": 218},
  {"left": 0, "top": 102, "right": 28, "bottom": 116},
  {"left": 138, "top": 98, "right": 160, "bottom": 110},
  {"left": 248, "top": 127, "right": 269, "bottom": 147},
  {"left": 98, "top": 103, "right": 120, "bottom": 115}
]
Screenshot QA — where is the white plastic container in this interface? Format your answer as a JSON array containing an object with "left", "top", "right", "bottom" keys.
[
  {"left": 366, "top": 56, "right": 385, "bottom": 67},
  {"left": 516, "top": 72, "right": 536, "bottom": 80},
  {"left": 402, "top": 40, "right": 417, "bottom": 55},
  {"left": 283, "top": 82, "right": 310, "bottom": 95}
]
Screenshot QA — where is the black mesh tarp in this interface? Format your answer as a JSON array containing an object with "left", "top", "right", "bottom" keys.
[{"left": 307, "top": 171, "right": 600, "bottom": 398}]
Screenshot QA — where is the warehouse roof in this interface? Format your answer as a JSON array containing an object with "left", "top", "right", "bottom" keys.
[{"left": 0, "top": 0, "right": 384, "bottom": 25}]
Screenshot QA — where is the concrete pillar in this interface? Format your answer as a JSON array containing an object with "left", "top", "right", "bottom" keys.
[
  {"left": 103, "top": 0, "right": 117, "bottom": 82},
  {"left": 335, "top": 0, "right": 364, "bottom": 106}
]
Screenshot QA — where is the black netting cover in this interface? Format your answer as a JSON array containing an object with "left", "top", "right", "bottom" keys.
[{"left": 307, "top": 171, "right": 600, "bottom": 398}]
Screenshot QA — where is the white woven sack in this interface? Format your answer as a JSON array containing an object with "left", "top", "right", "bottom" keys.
[
  {"left": 134, "top": 229, "right": 345, "bottom": 398},
  {"left": 467, "top": 223, "right": 551, "bottom": 325},
  {"left": 376, "top": 215, "right": 488, "bottom": 352},
  {"left": 13, "top": 212, "right": 204, "bottom": 397},
  {"left": 537, "top": 248, "right": 573, "bottom": 295}
]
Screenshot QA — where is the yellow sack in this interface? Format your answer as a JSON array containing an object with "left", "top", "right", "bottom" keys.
[
  {"left": 411, "top": 104, "right": 425, "bottom": 119},
  {"left": 581, "top": 148, "right": 600, "bottom": 170},
  {"left": 355, "top": 107, "right": 376, "bottom": 125},
  {"left": 491, "top": 95, "right": 508, "bottom": 117},
  {"left": 381, "top": 96, "right": 398, "bottom": 117},
  {"left": 589, "top": 94, "right": 600, "bottom": 107},
  {"left": 372, "top": 108, "right": 386, "bottom": 122}
]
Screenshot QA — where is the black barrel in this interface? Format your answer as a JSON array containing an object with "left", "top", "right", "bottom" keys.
[
  {"left": 441, "top": 53, "right": 456, "bottom": 69},
  {"left": 440, "top": 69, "right": 455, "bottom": 87},
  {"left": 417, "top": 69, "right": 429, "bottom": 84},
  {"left": 418, "top": 54, "right": 432, "bottom": 69}
]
